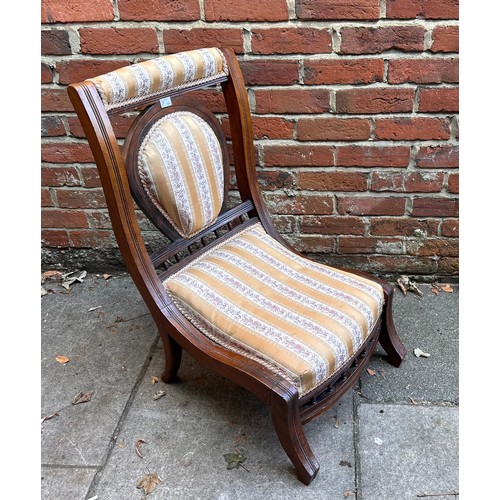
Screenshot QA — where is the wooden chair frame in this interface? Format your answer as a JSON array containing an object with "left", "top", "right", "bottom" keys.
[{"left": 67, "top": 47, "right": 407, "bottom": 485}]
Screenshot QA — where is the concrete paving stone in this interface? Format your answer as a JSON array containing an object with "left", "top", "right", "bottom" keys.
[
  {"left": 92, "top": 347, "right": 357, "bottom": 500},
  {"left": 358, "top": 403, "right": 459, "bottom": 500},
  {"left": 359, "top": 285, "right": 459, "bottom": 404},
  {"left": 41, "top": 466, "right": 97, "bottom": 500},
  {"left": 41, "top": 273, "right": 158, "bottom": 466}
]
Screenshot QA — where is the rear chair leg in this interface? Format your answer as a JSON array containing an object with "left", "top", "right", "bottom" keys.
[{"left": 159, "top": 333, "right": 182, "bottom": 383}]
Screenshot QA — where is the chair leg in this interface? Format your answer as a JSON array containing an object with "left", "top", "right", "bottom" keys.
[
  {"left": 378, "top": 282, "right": 407, "bottom": 367},
  {"left": 271, "top": 395, "right": 320, "bottom": 485},
  {"left": 159, "top": 333, "right": 182, "bottom": 383}
]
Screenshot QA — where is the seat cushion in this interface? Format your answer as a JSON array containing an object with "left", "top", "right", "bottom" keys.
[{"left": 164, "top": 223, "right": 384, "bottom": 396}]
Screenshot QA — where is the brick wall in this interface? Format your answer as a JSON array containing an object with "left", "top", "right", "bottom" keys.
[{"left": 41, "top": 0, "right": 459, "bottom": 279}]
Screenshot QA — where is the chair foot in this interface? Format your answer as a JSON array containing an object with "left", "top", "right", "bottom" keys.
[
  {"left": 379, "top": 283, "right": 407, "bottom": 367},
  {"left": 271, "top": 396, "right": 320, "bottom": 485},
  {"left": 159, "top": 333, "right": 182, "bottom": 383}
]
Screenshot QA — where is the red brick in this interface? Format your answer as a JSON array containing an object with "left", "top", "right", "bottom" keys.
[
  {"left": 56, "top": 188, "right": 107, "bottom": 209},
  {"left": 164, "top": 29, "right": 244, "bottom": 54},
  {"left": 41, "top": 89, "right": 73, "bottom": 112},
  {"left": 57, "top": 60, "right": 129, "bottom": 85},
  {"left": 69, "top": 230, "right": 115, "bottom": 248},
  {"left": 79, "top": 28, "right": 159, "bottom": 55},
  {"left": 388, "top": 58, "right": 458, "bottom": 84},
  {"left": 337, "top": 146, "right": 411, "bottom": 167},
  {"left": 41, "top": 209, "right": 88, "bottom": 228},
  {"left": 371, "top": 172, "right": 404, "bottom": 192},
  {"left": 118, "top": 0, "right": 200, "bottom": 21},
  {"left": 42, "top": 63, "right": 52, "bottom": 84},
  {"left": 87, "top": 211, "right": 112, "bottom": 230},
  {"left": 41, "top": 29, "right": 71, "bottom": 55},
  {"left": 42, "top": 0, "right": 114, "bottom": 22},
  {"left": 416, "top": 145, "right": 459, "bottom": 168},
  {"left": 264, "top": 145, "right": 334, "bottom": 167},
  {"left": 412, "top": 197, "right": 458, "bottom": 217},
  {"left": 338, "top": 237, "right": 404, "bottom": 254},
  {"left": 442, "top": 219, "right": 459, "bottom": 237},
  {"left": 301, "top": 216, "right": 366, "bottom": 235},
  {"left": 438, "top": 256, "right": 458, "bottom": 274},
  {"left": 407, "top": 238, "right": 458, "bottom": 257},
  {"left": 386, "top": 0, "right": 459, "bottom": 20},
  {"left": 418, "top": 87, "right": 459, "bottom": 112},
  {"left": 297, "top": 0, "right": 379, "bottom": 20},
  {"left": 41, "top": 188, "right": 53, "bottom": 207},
  {"left": 290, "top": 235, "right": 335, "bottom": 253},
  {"left": 374, "top": 117, "right": 450, "bottom": 140},
  {"left": 404, "top": 172, "right": 445, "bottom": 192},
  {"left": 303, "top": 59, "right": 384, "bottom": 85},
  {"left": 255, "top": 89, "right": 330, "bottom": 114},
  {"left": 252, "top": 28, "right": 332, "bottom": 55},
  {"left": 448, "top": 173, "right": 459, "bottom": 194},
  {"left": 205, "top": 0, "right": 288, "bottom": 21},
  {"left": 41, "top": 166, "right": 80, "bottom": 187},
  {"left": 336, "top": 88, "right": 414, "bottom": 114},
  {"left": 41, "top": 229, "right": 70, "bottom": 248},
  {"left": 265, "top": 194, "right": 334, "bottom": 215},
  {"left": 370, "top": 218, "right": 439, "bottom": 236},
  {"left": 337, "top": 196, "right": 406, "bottom": 215},
  {"left": 340, "top": 26, "right": 425, "bottom": 54},
  {"left": 257, "top": 171, "right": 294, "bottom": 191},
  {"left": 240, "top": 60, "right": 299, "bottom": 85},
  {"left": 297, "top": 172, "right": 368, "bottom": 191},
  {"left": 297, "top": 118, "right": 371, "bottom": 141},
  {"left": 80, "top": 167, "right": 102, "bottom": 188},
  {"left": 271, "top": 215, "right": 297, "bottom": 234},
  {"left": 431, "top": 26, "right": 459, "bottom": 53},
  {"left": 42, "top": 142, "right": 94, "bottom": 163},
  {"left": 222, "top": 117, "right": 294, "bottom": 140},
  {"left": 188, "top": 89, "right": 227, "bottom": 113},
  {"left": 68, "top": 114, "right": 136, "bottom": 139},
  {"left": 41, "top": 116, "right": 66, "bottom": 137}
]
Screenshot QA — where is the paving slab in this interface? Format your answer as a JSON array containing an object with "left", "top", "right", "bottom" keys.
[
  {"left": 41, "top": 466, "right": 97, "bottom": 500},
  {"left": 358, "top": 403, "right": 459, "bottom": 500}
]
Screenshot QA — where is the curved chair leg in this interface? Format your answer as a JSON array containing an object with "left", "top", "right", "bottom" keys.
[
  {"left": 379, "top": 282, "right": 407, "bottom": 367},
  {"left": 271, "top": 396, "right": 320, "bottom": 485},
  {"left": 159, "top": 333, "right": 182, "bottom": 383}
]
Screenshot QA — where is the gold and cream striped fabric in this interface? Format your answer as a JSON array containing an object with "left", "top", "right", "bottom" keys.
[
  {"left": 88, "top": 48, "right": 228, "bottom": 110},
  {"left": 164, "top": 223, "right": 384, "bottom": 395},
  {"left": 138, "top": 111, "right": 224, "bottom": 239}
]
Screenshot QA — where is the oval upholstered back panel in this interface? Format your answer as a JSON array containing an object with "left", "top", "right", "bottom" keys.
[{"left": 137, "top": 111, "right": 225, "bottom": 239}]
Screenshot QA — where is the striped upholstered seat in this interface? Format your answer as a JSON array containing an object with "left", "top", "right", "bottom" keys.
[{"left": 164, "top": 222, "right": 384, "bottom": 396}]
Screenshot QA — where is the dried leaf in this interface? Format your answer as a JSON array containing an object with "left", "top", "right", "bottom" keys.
[
  {"left": 153, "top": 390, "right": 166, "bottom": 401},
  {"left": 88, "top": 306, "right": 102, "bottom": 312},
  {"left": 41, "top": 286, "right": 48, "bottom": 296},
  {"left": 366, "top": 368, "right": 376, "bottom": 376},
  {"left": 72, "top": 391, "right": 94, "bottom": 405},
  {"left": 339, "top": 460, "right": 352, "bottom": 468},
  {"left": 135, "top": 439, "right": 147, "bottom": 459},
  {"left": 414, "top": 348, "right": 430, "bottom": 358},
  {"left": 223, "top": 452, "right": 249, "bottom": 471},
  {"left": 151, "top": 376, "right": 159, "bottom": 384},
  {"left": 344, "top": 490, "right": 356, "bottom": 498},
  {"left": 103, "top": 274, "right": 112, "bottom": 280},
  {"left": 431, "top": 288, "right": 440, "bottom": 295},
  {"left": 41, "top": 270, "right": 63, "bottom": 284},
  {"left": 55, "top": 355, "right": 69, "bottom": 364},
  {"left": 61, "top": 270, "right": 87, "bottom": 290},
  {"left": 441, "top": 284, "right": 454, "bottom": 293},
  {"left": 136, "top": 473, "right": 161, "bottom": 495},
  {"left": 41, "top": 412, "right": 59, "bottom": 424}
]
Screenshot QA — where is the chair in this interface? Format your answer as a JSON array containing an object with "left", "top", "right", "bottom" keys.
[{"left": 67, "top": 47, "right": 407, "bottom": 485}]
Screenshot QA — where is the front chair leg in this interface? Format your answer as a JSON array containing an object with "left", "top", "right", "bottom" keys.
[
  {"left": 271, "top": 394, "right": 320, "bottom": 485},
  {"left": 159, "top": 332, "right": 182, "bottom": 383},
  {"left": 379, "top": 283, "right": 407, "bottom": 367}
]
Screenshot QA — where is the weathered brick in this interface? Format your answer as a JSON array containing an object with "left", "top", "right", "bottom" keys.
[
  {"left": 41, "top": 116, "right": 66, "bottom": 137},
  {"left": 264, "top": 145, "right": 334, "bottom": 167},
  {"left": 41, "top": 29, "right": 71, "bottom": 55},
  {"left": 337, "top": 196, "right": 406, "bottom": 215},
  {"left": 80, "top": 167, "right": 102, "bottom": 188},
  {"left": 336, "top": 88, "right": 414, "bottom": 114},
  {"left": 118, "top": 0, "right": 200, "bottom": 21},
  {"left": 41, "top": 188, "right": 53, "bottom": 207},
  {"left": 448, "top": 173, "right": 459, "bottom": 194},
  {"left": 252, "top": 28, "right": 332, "bottom": 54},
  {"left": 301, "top": 215, "right": 366, "bottom": 235},
  {"left": 41, "top": 89, "right": 73, "bottom": 112},
  {"left": 418, "top": 87, "right": 459, "bottom": 112},
  {"left": 42, "top": 0, "right": 114, "bottom": 23},
  {"left": 338, "top": 236, "right": 404, "bottom": 254},
  {"left": 431, "top": 26, "right": 459, "bottom": 53},
  {"left": 222, "top": 117, "right": 294, "bottom": 140},
  {"left": 57, "top": 60, "right": 129, "bottom": 85},
  {"left": 257, "top": 170, "right": 294, "bottom": 191},
  {"left": 41, "top": 229, "right": 70, "bottom": 248},
  {"left": 337, "top": 146, "right": 411, "bottom": 167},
  {"left": 205, "top": 0, "right": 288, "bottom": 21},
  {"left": 42, "top": 63, "right": 53, "bottom": 84},
  {"left": 404, "top": 172, "right": 445, "bottom": 192},
  {"left": 56, "top": 188, "right": 107, "bottom": 209},
  {"left": 303, "top": 59, "right": 384, "bottom": 85},
  {"left": 442, "top": 219, "right": 459, "bottom": 237},
  {"left": 79, "top": 28, "right": 159, "bottom": 55},
  {"left": 254, "top": 89, "right": 330, "bottom": 114},
  {"left": 69, "top": 230, "right": 115, "bottom": 248},
  {"left": 41, "top": 209, "right": 88, "bottom": 228},
  {"left": 297, "top": 118, "right": 371, "bottom": 141},
  {"left": 86, "top": 210, "right": 112, "bottom": 230},
  {"left": 374, "top": 117, "right": 450, "bottom": 140},
  {"left": 386, "top": 0, "right": 459, "bottom": 20},
  {"left": 407, "top": 238, "right": 458, "bottom": 257},
  {"left": 265, "top": 193, "right": 334, "bottom": 215},
  {"left": 296, "top": 0, "right": 379, "bottom": 20},
  {"left": 388, "top": 58, "right": 459, "bottom": 84},
  {"left": 368, "top": 255, "right": 437, "bottom": 274},
  {"left": 416, "top": 145, "right": 459, "bottom": 168},
  {"left": 340, "top": 26, "right": 425, "bottom": 54},
  {"left": 290, "top": 235, "right": 335, "bottom": 253},
  {"left": 42, "top": 142, "right": 94, "bottom": 163},
  {"left": 412, "top": 197, "right": 459, "bottom": 217},
  {"left": 371, "top": 172, "right": 404, "bottom": 192},
  {"left": 240, "top": 60, "right": 299, "bottom": 85},
  {"left": 271, "top": 215, "right": 298, "bottom": 234},
  {"left": 41, "top": 166, "right": 80, "bottom": 187},
  {"left": 297, "top": 172, "right": 368, "bottom": 191},
  {"left": 164, "top": 29, "right": 244, "bottom": 54},
  {"left": 438, "top": 256, "right": 459, "bottom": 274},
  {"left": 370, "top": 217, "right": 439, "bottom": 236}
]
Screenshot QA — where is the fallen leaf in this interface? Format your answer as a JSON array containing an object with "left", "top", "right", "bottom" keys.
[
  {"left": 41, "top": 270, "right": 63, "bottom": 284},
  {"left": 135, "top": 439, "right": 147, "bottom": 459},
  {"left": 117, "top": 442, "right": 126, "bottom": 448},
  {"left": 223, "top": 452, "right": 249, "bottom": 471},
  {"left": 103, "top": 274, "right": 112, "bottom": 280},
  {"left": 61, "top": 270, "right": 87, "bottom": 290},
  {"left": 72, "top": 391, "right": 94, "bottom": 405},
  {"left": 55, "top": 355, "right": 69, "bottom": 364},
  {"left": 441, "top": 284, "right": 454, "bottom": 293},
  {"left": 339, "top": 460, "right": 352, "bottom": 468},
  {"left": 41, "top": 412, "right": 59, "bottom": 424},
  {"left": 334, "top": 416, "right": 340, "bottom": 429},
  {"left": 151, "top": 376, "right": 159, "bottom": 384},
  {"left": 431, "top": 288, "right": 440, "bottom": 295},
  {"left": 153, "top": 390, "right": 166, "bottom": 401},
  {"left": 414, "top": 348, "right": 431, "bottom": 358},
  {"left": 344, "top": 490, "right": 355, "bottom": 498},
  {"left": 88, "top": 306, "right": 102, "bottom": 312},
  {"left": 136, "top": 473, "right": 161, "bottom": 495},
  {"left": 366, "top": 368, "right": 376, "bottom": 376}
]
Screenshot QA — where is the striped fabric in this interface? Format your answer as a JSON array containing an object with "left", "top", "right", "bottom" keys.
[
  {"left": 164, "top": 223, "right": 384, "bottom": 396},
  {"left": 88, "top": 48, "right": 228, "bottom": 110},
  {"left": 138, "top": 111, "right": 225, "bottom": 239}
]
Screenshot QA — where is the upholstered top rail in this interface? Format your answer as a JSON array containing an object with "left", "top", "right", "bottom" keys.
[{"left": 87, "top": 48, "right": 228, "bottom": 111}]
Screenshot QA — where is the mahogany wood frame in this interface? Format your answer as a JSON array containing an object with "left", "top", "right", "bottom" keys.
[{"left": 67, "top": 47, "right": 407, "bottom": 485}]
